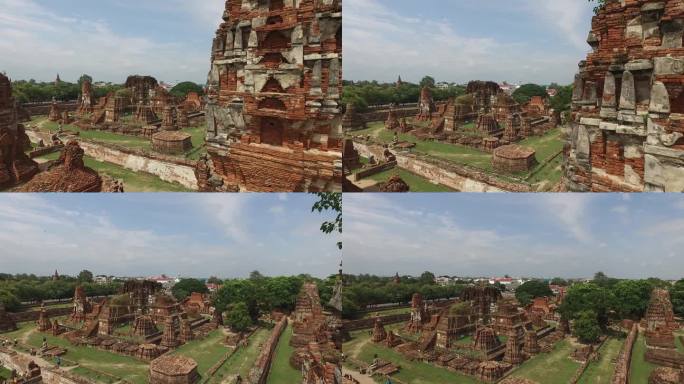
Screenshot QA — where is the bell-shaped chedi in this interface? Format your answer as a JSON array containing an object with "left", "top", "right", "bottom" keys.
[
  {"left": 160, "top": 315, "right": 179, "bottom": 348},
  {"left": 48, "top": 99, "right": 61, "bottom": 122},
  {"left": 372, "top": 317, "right": 387, "bottom": 343},
  {"left": 78, "top": 79, "right": 94, "bottom": 116},
  {"left": 385, "top": 108, "right": 400, "bottom": 131},
  {"left": 179, "top": 317, "right": 193, "bottom": 343},
  {"left": 18, "top": 140, "right": 102, "bottom": 192},
  {"left": 417, "top": 86, "right": 436, "bottom": 121},
  {"left": 131, "top": 313, "right": 159, "bottom": 339},
  {"left": 205, "top": 0, "right": 343, "bottom": 192},
  {"left": 37, "top": 305, "right": 52, "bottom": 332}
]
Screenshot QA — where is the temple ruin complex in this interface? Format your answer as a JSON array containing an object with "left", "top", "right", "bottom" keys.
[{"left": 205, "top": 0, "right": 343, "bottom": 192}]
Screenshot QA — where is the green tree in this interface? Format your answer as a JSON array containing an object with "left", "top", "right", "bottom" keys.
[
  {"left": 671, "top": 279, "right": 684, "bottom": 317},
  {"left": 420, "top": 76, "right": 436, "bottom": 88},
  {"left": 77, "top": 74, "right": 93, "bottom": 88},
  {"left": 559, "top": 283, "right": 612, "bottom": 331},
  {"left": 515, "top": 280, "right": 552, "bottom": 306},
  {"left": 77, "top": 270, "right": 94, "bottom": 283},
  {"left": 550, "top": 277, "right": 569, "bottom": 286},
  {"left": 512, "top": 83, "right": 548, "bottom": 104},
  {"left": 573, "top": 310, "right": 601, "bottom": 343},
  {"left": 170, "top": 82, "right": 204, "bottom": 99},
  {"left": 171, "top": 279, "right": 208, "bottom": 301},
  {"left": 225, "top": 302, "right": 252, "bottom": 332},
  {"left": 611, "top": 279, "right": 654, "bottom": 320},
  {"left": 312, "top": 192, "right": 342, "bottom": 250},
  {"left": 549, "top": 85, "right": 573, "bottom": 112},
  {"left": 207, "top": 276, "right": 222, "bottom": 285},
  {"left": 0, "top": 290, "right": 20, "bottom": 311},
  {"left": 419, "top": 271, "right": 436, "bottom": 285}
]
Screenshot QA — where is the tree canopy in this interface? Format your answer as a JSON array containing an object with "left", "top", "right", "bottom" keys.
[
  {"left": 171, "top": 278, "right": 208, "bottom": 301},
  {"left": 170, "top": 82, "right": 204, "bottom": 99},
  {"left": 511, "top": 83, "right": 548, "bottom": 104},
  {"left": 515, "top": 280, "right": 552, "bottom": 306}
]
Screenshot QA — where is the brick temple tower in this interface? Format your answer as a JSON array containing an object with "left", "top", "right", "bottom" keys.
[
  {"left": 565, "top": 0, "right": 684, "bottom": 192},
  {"left": 206, "top": 0, "right": 343, "bottom": 192}
]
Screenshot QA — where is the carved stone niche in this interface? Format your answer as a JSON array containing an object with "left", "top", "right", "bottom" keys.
[
  {"left": 661, "top": 19, "right": 684, "bottom": 48},
  {"left": 260, "top": 117, "right": 284, "bottom": 146}
]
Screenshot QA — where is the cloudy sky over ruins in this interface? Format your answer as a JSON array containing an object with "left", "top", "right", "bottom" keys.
[
  {"left": 0, "top": 194, "right": 340, "bottom": 278},
  {"left": 345, "top": 194, "right": 684, "bottom": 280},
  {"left": 344, "top": 0, "right": 596, "bottom": 85},
  {"left": 0, "top": 0, "right": 226, "bottom": 83}
]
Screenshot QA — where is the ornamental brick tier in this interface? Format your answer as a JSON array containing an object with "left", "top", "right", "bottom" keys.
[
  {"left": 565, "top": 0, "right": 684, "bottom": 192},
  {"left": 644, "top": 288, "right": 678, "bottom": 348},
  {"left": 492, "top": 145, "right": 537, "bottom": 173},
  {"left": 152, "top": 131, "right": 193, "bottom": 154},
  {"left": 206, "top": 0, "right": 343, "bottom": 192},
  {"left": 371, "top": 317, "right": 387, "bottom": 343},
  {"left": 149, "top": 355, "right": 199, "bottom": 384}
]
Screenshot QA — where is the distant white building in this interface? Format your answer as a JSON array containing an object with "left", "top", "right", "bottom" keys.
[
  {"left": 94, "top": 275, "right": 112, "bottom": 284},
  {"left": 435, "top": 82, "right": 451, "bottom": 90},
  {"left": 435, "top": 276, "right": 453, "bottom": 286}
]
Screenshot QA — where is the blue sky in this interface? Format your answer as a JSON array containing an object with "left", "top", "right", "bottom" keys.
[
  {"left": 344, "top": 0, "right": 596, "bottom": 85},
  {"left": 344, "top": 194, "right": 684, "bottom": 280},
  {"left": 0, "top": 194, "right": 340, "bottom": 278},
  {"left": 0, "top": 0, "right": 225, "bottom": 83}
]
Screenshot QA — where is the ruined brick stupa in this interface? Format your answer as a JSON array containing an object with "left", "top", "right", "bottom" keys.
[
  {"left": 566, "top": 0, "right": 684, "bottom": 192},
  {"left": 205, "top": 0, "right": 343, "bottom": 192}
]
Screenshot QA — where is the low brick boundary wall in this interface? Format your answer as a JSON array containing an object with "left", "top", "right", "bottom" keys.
[
  {"left": 21, "top": 101, "right": 78, "bottom": 116},
  {"left": 248, "top": 317, "right": 288, "bottom": 384},
  {"left": 29, "top": 145, "right": 64, "bottom": 159},
  {"left": 10, "top": 307, "right": 72, "bottom": 323},
  {"left": 353, "top": 161, "right": 397, "bottom": 181},
  {"left": 611, "top": 324, "right": 638, "bottom": 384},
  {"left": 645, "top": 348, "right": 684, "bottom": 369},
  {"left": 342, "top": 313, "right": 411, "bottom": 332},
  {"left": 353, "top": 141, "right": 532, "bottom": 192},
  {"left": 77, "top": 140, "right": 198, "bottom": 190}
]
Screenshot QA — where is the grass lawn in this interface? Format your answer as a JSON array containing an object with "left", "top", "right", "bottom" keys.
[
  {"left": 675, "top": 331, "right": 684, "bottom": 354},
  {"left": 0, "top": 366, "right": 11, "bottom": 380},
  {"left": 344, "top": 330, "right": 482, "bottom": 384},
  {"left": 266, "top": 324, "right": 301, "bottom": 384},
  {"left": 361, "top": 307, "right": 411, "bottom": 319},
  {"left": 350, "top": 121, "right": 563, "bottom": 188},
  {"left": 30, "top": 116, "right": 206, "bottom": 160},
  {"left": 33, "top": 118, "right": 152, "bottom": 150},
  {"left": 577, "top": 338, "right": 624, "bottom": 384},
  {"left": 366, "top": 168, "right": 455, "bottom": 192},
  {"left": 7, "top": 324, "right": 149, "bottom": 384},
  {"left": 33, "top": 152, "right": 192, "bottom": 192},
  {"left": 173, "top": 329, "right": 230, "bottom": 377},
  {"left": 630, "top": 333, "right": 657, "bottom": 383},
  {"left": 509, "top": 339, "right": 580, "bottom": 384},
  {"left": 209, "top": 328, "right": 271, "bottom": 383}
]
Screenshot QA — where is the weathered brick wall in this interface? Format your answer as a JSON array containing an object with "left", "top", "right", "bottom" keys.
[
  {"left": 353, "top": 161, "right": 398, "bottom": 181},
  {"left": 565, "top": 0, "right": 684, "bottom": 192},
  {"left": 10, "top": 307, "right": 72, "bottom": 323},
  {"left": 22, "top": 101, "right": 78, "bottom": 116},
  {"left": 342, "top": 313, "right": 411, "bottom": 332},
  {"left": 206, "top": 0, "right": 343, "bottom": 192},
  {"left": 248, "top": 316, "right": 288, "bottom": 384},
  {"left": 611, "top": 323, "right": 638, "bottom": 384}
]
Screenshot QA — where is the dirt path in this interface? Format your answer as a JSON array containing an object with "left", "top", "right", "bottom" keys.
[
  {"left": 347, "top": 336, "right": 371, "bottom": 359},
  {"left": 342, "top": 367, "right": 376, "bottom": 384}
]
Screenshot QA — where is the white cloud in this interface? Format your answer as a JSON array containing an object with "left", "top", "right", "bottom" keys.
[
  {"left": 0, "top": 0, "right": 218, "bottom": 82},
  {"left": 343, "top": 0, "right": 591, "bottom": 84},
  {"left": 538, "top": 194, "right": 593, "bottom": 243}
]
